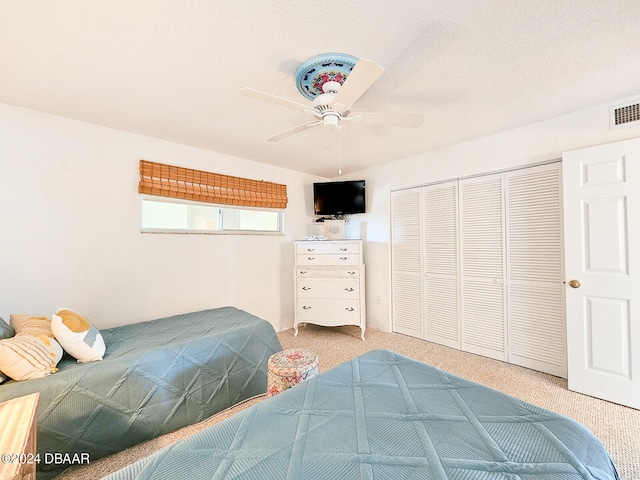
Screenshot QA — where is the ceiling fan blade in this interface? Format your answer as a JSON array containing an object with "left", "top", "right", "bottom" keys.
[
  {"left": 331, "top": 58, "right": 385, "bottom": 111},
  {"left": 266, "top": 121, "right": 321, "bottom": 142},
  {"left": 239, "top": 87, "right": 309, "bottom": 112},
  {"left": 353, "top": 112, "right": 424, "bottom": 128}
]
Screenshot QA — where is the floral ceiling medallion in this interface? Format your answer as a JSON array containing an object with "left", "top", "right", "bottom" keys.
[{"left": 295, "top": 53, "right": 358, "bottom": 100}]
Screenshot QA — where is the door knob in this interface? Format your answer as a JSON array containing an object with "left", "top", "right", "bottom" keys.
[{"left": 568, "top": 279, "right": 581, "bottom": 289}]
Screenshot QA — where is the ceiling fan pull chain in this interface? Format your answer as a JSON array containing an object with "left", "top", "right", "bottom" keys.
[{"left": 338, "top": 130, "right": 343, "bottom": 175}]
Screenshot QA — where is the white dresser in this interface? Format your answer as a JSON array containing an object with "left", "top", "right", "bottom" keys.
[{"left": 294, "top": 240, "right": 366, "bottom": 340}]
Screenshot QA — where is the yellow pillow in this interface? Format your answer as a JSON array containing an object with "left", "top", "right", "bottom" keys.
[
  {"left": 10, "top": 314, "right": 54, "bottom": 337},
  {"left": 51, "top": 308, "right": 105, "bottom": 362},
  {"left": 0, "top": 334, "right": 64, "bottom": 381}
]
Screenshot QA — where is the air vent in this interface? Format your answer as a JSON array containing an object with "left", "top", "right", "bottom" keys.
[{"left": 610, "top": 101, "right": 640, "bottom": 129}]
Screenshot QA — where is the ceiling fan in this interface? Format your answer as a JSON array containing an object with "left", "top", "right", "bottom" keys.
[{"left": 240, "top": 53, "right": 424, "bottom": 142}]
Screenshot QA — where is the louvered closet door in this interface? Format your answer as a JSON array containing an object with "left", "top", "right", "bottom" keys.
[
  {"left": 422, "top": 182, "right": 460, "bottom": 348},
  {"left": 505, "top": 163, "right": 566, "bottom": 377},
  {"left": 459, "top": 173, "right": 507, "bottom": 361},
  {"left": 391, "top": 188, "right": 423, "bottom": 338}
]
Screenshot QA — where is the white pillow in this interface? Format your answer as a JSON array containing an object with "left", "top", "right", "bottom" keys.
[
  {"left": 51, "top": 308, "right": 106, "bottom": 363},
  {"left": 0, "top": 334, "right": 64, "bottom": 381}
]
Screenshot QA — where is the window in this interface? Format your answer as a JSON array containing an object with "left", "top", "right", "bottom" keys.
[
  {"left": 138, "top": 160, "right": 286, "bottom": 235},
  {"left": 141, "top": 195, "right": 283, "bottom": 234}
]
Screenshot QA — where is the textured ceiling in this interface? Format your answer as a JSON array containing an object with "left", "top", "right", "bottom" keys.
[{"left": 1, "top": 1, "right": 640, "bottom": 178}]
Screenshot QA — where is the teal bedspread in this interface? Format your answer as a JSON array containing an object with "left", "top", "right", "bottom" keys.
[
  {"left": 106, "top": 349, "right": 619, "bottom": 480},
  {"left": 0, "top": 307, "right": 282, "bottom": 479}
]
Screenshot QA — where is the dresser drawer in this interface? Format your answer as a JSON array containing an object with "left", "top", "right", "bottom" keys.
[
  {"left": 296, "top": 267, "right": 361, "bottom": 278},
  {"left": 297, "top": 278, "right": 359, "bottom": 299},
  {"left": 297, "top": 299, "right": 361, "bottom": 324}
]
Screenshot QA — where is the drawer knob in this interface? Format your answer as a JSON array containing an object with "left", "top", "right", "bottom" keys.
[
  {"left": 307, "top": 248, "right": 315, "bottom": 252},
  {"left": 300, "top": 270, "right": 308, "bottom": 275},
  {"left": 339, "top": 257, "right": 348, "bottom": 260},
  {"left": 344, "top": 287, "right": 354, "bottom": 292},
  {"left": 340, "top": 248, "right": 348, "bottom": 251},
  {"left": 302, "top": 286, "right": 311, "bottom": 291},
  {"left": 307, "top": 257, "right": 315, "bottom": 260},
  {"left": 348, "top": 271, "right": 356, "bottom": 275},
  {"left": 302, "top": 306, "right": 312, "bottom": 310},
  {"left": 345, "top": 307, "right": 355, "bottom": 312}
]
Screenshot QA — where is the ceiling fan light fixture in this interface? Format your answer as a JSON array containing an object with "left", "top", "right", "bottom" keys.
[
  {"left": 321, "top": 81, "right": 341, "bottom": 94},
  {"left": 323, "top": 113, "right": 341, "bottom": 131}
]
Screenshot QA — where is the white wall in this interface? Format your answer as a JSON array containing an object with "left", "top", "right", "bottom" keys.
[
  {"left": 342, "top": 97, "right": 640, "bottom": 332},
  {"left": 0, "top": 103, "right": 321, "bottom": 330},
  {"left": 4, "top": 98, "right": 640, "bottom": 334}
]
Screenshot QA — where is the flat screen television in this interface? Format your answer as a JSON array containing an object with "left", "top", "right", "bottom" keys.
[{"left": 313, "top": 180, "right": 366, "bottom": 216}]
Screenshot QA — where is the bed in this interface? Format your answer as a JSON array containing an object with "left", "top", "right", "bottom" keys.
[
  {"left": 0, "top": 306, "right": 282, "bottom": 480},
  {"left": 105, "top": 349, "right": 619, "bottom": 480}
]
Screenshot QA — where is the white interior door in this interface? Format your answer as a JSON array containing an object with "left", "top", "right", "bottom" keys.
[{"left": 563, "top": 137, "right": 640, "bottom": 409}]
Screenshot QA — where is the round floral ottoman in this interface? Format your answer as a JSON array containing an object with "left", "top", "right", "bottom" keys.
[{"left": 267, "top": 349, "right": 319, "bottom": 397}]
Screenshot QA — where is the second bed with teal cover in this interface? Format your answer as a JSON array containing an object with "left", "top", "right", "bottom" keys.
[{"left": 105, "top": 349, "right": 619, "bottom": 479}]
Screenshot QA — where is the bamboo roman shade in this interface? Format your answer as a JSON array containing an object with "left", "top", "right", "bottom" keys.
[{"left": 139, "top": 160, "right": 288, "bottom": 208}]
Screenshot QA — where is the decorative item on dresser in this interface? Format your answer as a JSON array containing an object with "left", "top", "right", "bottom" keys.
[
  {"left": 294, "top": 239, "right": 366, "bottom": 340},
  {"left": 323, "top": 219, "right": 345, "bottom": 240}
]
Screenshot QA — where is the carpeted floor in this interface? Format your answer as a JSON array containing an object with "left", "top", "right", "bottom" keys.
[{"left": 60, "top": 325, "right": 640, "bottom": 480}]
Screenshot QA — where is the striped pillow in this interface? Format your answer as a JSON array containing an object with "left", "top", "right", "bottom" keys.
[
  {"left": 9, "top": 314, "right": 54, "bottom": 337},
  {"left": 0, "top": 334, "right": 64, "bottom": 381}
]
